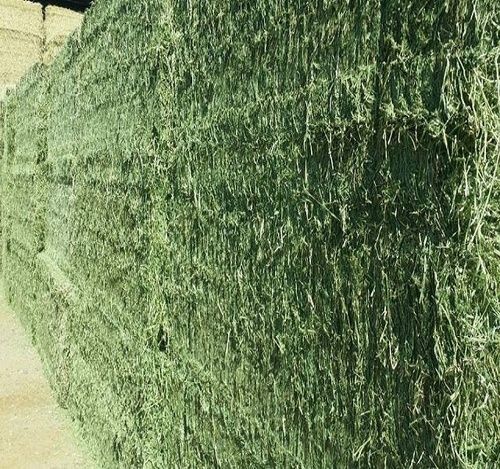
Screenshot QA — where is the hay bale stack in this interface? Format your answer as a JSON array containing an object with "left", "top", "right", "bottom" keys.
[
  {"left": 43, "top": 5, "right": 82, "bottom": 64},
  {"left": 0, "top": 0, "right": 42, "bottom": 100},
  {"left": 1, "top": 66, "right": 47, "bottom": 353},
  {"left": 0, "top": 0, "right": 42, "bottom": 33},
  {"left": 1, "top": 0, "right": 498, "bottom": 467}
]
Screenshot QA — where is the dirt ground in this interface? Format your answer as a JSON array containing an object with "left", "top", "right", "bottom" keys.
[{"left": 0, "top": 289, "right": 94, "bottom": 469}]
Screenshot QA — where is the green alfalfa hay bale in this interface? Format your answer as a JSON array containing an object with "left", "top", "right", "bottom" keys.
[
  {"left": 0, "top": 0, "right": 498, "bottom": 467},
  {"left": 0, "top": 64, "right": 48, "bottom": 322},
  {"left": 146, "top": 0, "right": 499, "bottom": 466}
]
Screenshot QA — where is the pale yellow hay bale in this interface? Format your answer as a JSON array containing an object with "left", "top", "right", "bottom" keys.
[
  {"left": 0, "top": 0, "right": 42, "bottom": 36},
  {"left": 44, "top": 5, "right": 82, "bottom": 45},
  {"left": 0, "top": 29, "right": 41, "bottom": 86},
  {"left": 0, "top": 1, "right": 81, "bottom": 87}
]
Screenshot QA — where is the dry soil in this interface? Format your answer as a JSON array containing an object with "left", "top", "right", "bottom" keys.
[{"left": 0, "top": 288, "right": 94, "bottom": 469}]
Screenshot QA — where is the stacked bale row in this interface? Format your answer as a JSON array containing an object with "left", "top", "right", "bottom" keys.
[
  {"left": 1, "top": 64, "right": 47, "bottom": 329},
  {"left": 0, "top": 0, "right": 82, "bottom": 101},
  {"left": 0, "top": 0, "right": 43, "bottom": 100},
  {"left": 43, "top": 5, "right": 83, "bottom": 64},
  {"left": 1, "top": 0, "right": 498, "bottom": 467}
]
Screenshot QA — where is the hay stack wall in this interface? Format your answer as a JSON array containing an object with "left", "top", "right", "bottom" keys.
[
  {"left": 1, "top": 0, "right": 499, "bottom": 467},
  {"left": 43, "top": 5, "right": 83, "bottom": 64},
  {"left": 0, "top": 1, "right": 82, "bottom": 100},
  {"left": 0, "top": 0, "right": 42, "bottom": 100},
  {"left": 0, "top": 0, "right": 81, "bottom": 275}
]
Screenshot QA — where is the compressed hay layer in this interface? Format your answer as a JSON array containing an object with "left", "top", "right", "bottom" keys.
[
  {"left": 44, "top": 5, "right": 82, "bottom": 44},
  {"left": 1, "top": 66, "right": 47, "bottom": 358},
  {"left": 43, "top": 5, "right": 82, "bottom": 64},
  {"left": 0, "top": 1, "right": 81, "bottom": 90},
  {"left": 1, "top": 1, "right": 499, "bottom": 468},
  {"left": 0, "top": 0, "right": 42, "bottom": 35},
  {"left": 0, "top": 0, "right": 42, "bottom": 85},
  {"left": 0, "top": 29, "right": 42, "bottom": 92}
]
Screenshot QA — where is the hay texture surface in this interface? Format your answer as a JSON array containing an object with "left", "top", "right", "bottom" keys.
[
  {"left": 0, "top": 0, "right": 42, "bottom": 34},
  {"left": 0, "top": 0, "right": 82, "bottom": 96},
  {"left": 1, "top": 0, "right": 499, "bottom": 467},
  {"left": 0, "top": 29, "right": 42, "bottom": 90},
  {"left": 0, "top": 0, "right": 42, "bottom": 98},
  {"left": 43, "top": 5, "right": 82, "bottom": 64}
]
